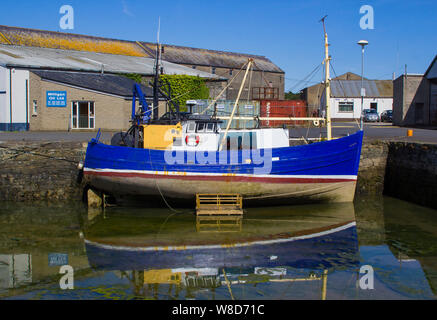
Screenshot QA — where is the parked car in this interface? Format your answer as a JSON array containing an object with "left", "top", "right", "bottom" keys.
[
  {"left": 380, "top": 110, "right": 393, "bottom": 122},
  {"left": 362, "top": 109, "right": 379, "bottom": 122}
]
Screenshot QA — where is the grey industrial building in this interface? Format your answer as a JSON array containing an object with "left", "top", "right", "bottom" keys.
[
  {"left": 393, "top": 55, "right": 437, "bottom": 126},
  {"left": 136, "top": 41, "right": 285, "bottom": 100}
]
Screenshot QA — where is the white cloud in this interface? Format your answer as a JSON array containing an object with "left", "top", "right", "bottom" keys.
[{"left": 122, "top": 0, "right": 135, "bottom": 17}]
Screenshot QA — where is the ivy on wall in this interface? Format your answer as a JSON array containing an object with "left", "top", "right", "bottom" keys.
[
  {"left": 122, "top": 73, "right": 144, "bottom": 84},
  {"left": 121, "top": 74, "right": 210, "bottom": 112},
  {"left": 160, "top": 75, "right": 210, "bottom": 111}
]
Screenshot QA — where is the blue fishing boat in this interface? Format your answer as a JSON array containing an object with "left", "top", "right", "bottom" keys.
[
  {"left": 83, "top": 23, "right": 363, "bottom": 205},
  {"left": 83, "top": 130, "right": 362, "bottom": 204}
]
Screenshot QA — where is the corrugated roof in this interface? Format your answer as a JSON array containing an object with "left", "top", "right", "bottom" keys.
[
  {"left": 139, "top": 42, "right": 284, "bottom": 73},
  {"left": 0, "top": 25, "right": 146, "bottom": 57},
  {"left": 0, "top": 44, "right": 224, "bottom": 79},
  {"left": 0, "top": 25, "right": 284, "bottom": 74},
  {"left": 32, "top": 70, "right": 153, "bottom": 98},
  {"left": 302, "top": 72, "right": 368, "bottom": 91},
  {"left": 330, "top": 79, "right": 393, "bottom": 98},
  {"left": 333, "top": 72, "right": 365, "bottom": 80}
]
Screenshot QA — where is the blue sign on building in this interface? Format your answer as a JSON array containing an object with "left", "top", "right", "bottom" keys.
[
  {"left": 48, "top": 253, "right": 69, "bottom": 266},
  {"left": 47, "top": 91, "right": 67, "bottom": 107}
]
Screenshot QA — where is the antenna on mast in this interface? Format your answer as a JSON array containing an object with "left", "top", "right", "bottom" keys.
[
  {"left": 157, "top": 16, "right": 161, "bottom": 44},
  {"left": 319, "top": 15, "right": 328, "bottom": 34}
]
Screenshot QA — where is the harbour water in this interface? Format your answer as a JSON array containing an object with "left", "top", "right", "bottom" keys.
[{"left": 0, "top": 196, "right": 436, "bottom": 300}]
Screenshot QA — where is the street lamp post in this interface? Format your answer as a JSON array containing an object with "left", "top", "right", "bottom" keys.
[{"left": 357, "top": 40, "right": 368, "bottom": 131}]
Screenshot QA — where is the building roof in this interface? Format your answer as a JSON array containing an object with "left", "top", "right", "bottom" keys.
[
  {"left": 332, "top": 72, "right": 365, "bottom": 81},
  {"left": 138, "top": 42, "right": 284, "bottom": 73},
  {"left": 424, "top": 54, "right": 437, "bottom": 80},
  {"left": 0, "top": 25, "right": 146, "bottom": 57},
  {"left": 31, "top": 70, "right": 153, "bottom": 98},
  {"left": 302, "top": 72, "right": 368, "bottom": 92},
  {"left": 0, "top": 25, "right": 283, "bottom": 74},
  {"left": 0, "top": 44, "right": 223, "bottom": 79},
  {"left": 330, "top": 79, "right": 393, "bottom": 98}
]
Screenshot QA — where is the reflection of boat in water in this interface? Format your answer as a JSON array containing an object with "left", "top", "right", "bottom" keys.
[
  {"left": 83, "top": 204, "right": 359, "bottom": 299},
  {"left": 85, "top": 220, "right": 358, "bottom": 271}
]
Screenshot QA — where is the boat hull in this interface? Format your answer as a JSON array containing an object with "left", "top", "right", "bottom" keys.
[
  {"left": 85, "top": 172, "right": 357, "bottom": 204},
  {"left": 83, "top": 131, "right": 363, "bottom": 204}
]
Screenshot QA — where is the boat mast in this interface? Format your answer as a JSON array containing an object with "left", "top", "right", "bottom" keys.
[
  {"left": 153, "top": 17, "right": 161, "bottom": 121},
  {"left": 218, "top": 58, "right": 253, "bottom": 151},
  {"left": 321, "top": 16, "right": 332, "bottom": 141}
]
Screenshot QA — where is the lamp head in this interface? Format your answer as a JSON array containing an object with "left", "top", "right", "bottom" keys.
[{"left": 357, "top": 40, "right": 369, "bottom": 47}]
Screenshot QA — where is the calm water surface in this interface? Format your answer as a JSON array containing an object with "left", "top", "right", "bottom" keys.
[{"left": 0, "top": 196, "right": 436, "bottom": 300}]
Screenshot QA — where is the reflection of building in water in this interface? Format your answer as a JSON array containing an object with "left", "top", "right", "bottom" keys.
[
  {"left": 0, "top": 254, "right": 32, "bottom": 289},
  {"left": 122, "top": 267, "right": 328, "bottom": 300},
  {"left": 196, "top": 216, "right": 242, "bottom": 233},
  {"left": 0, "top": 252, "right": 90, "bottom": 295}
]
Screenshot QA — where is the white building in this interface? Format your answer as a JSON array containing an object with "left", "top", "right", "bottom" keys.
[
  {"left": 321, "top": 79, "right": 393, "bottom": 120},
  {"left": 0, "top": 67, "right": 29, "bottom": 131}
]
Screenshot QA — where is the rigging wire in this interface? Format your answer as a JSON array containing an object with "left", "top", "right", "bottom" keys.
[
  {"left": 287, "top": 62, "right": 323, "bottom": 94},
  {"left": 329, "top": 62, "right": 347, "bottom": 97},
  {"left": 164, "top": 61, "right": 249, "bottom": 108}
]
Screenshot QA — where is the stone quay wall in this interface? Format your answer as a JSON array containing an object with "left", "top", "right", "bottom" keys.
[
  {"left": 0, "top": 139, "right": 436, "bottom": 210},
  {"left": 384, "top": 142, "right": 437, "bottom": 209},
  {"left": 356, "top": 139, "right": 389, "bottom": 196},
  {"left": 0, "top": 141, "right": 87, "bottom": 202}
]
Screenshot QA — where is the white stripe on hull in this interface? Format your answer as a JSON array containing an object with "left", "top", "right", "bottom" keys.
[{"left": 84, "top": 222, "right": 356, "bottom": 252}]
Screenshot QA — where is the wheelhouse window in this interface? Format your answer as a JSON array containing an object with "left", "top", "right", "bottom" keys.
[
  {"left": 206, "top": 123, "right": 215, "bottom": 132},
  {"left": 338, "top": 102, "right": 354, "bottom": 113},
  {"left": 187, "top": 122, "right": 196, "bottom": 133},
  {"left": 72, "top": 101, "right": 95, "bottom": 129},
  {"left": 196, "top": 122, "right": 205, "bottom": 132}
]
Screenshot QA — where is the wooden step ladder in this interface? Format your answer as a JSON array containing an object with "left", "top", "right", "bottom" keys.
[{"left": 195, "top": 193, "right": 243, "bottom": 216}]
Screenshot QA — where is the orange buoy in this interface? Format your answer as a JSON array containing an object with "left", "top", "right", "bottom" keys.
[{"left": 407, "top": 129, "right": 413, "bottom": 137}]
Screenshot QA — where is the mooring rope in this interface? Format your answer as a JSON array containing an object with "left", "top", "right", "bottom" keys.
[
  {"left": 0, "top": 144, "right": 78, "bottom": 164},
  {"left": 147, "top": 147, "right": 182, "bottom": 214}
]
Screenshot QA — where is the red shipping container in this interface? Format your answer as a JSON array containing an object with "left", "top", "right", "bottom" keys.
[{"left": 260, "top": 100, "right": 308, "bottom": 127}]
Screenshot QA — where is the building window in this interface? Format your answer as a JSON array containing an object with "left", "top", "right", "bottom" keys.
[
  {"left": 32, "top": 100, "right": 38, "bottom": 115},
  {"left": 370, "top": 102, "right": 377, "bottom": 111},
  {"left": 192, "top": 66, "right": 196, "bottom": 69},
  {"left": 338, "top": 102, "right": 354, "bottom": 113},
  {"left": 252, "top": 87, "right": 279, "bottom": 100},
  {"left": 72, "top": 101, "right": 95, "bottom": 129},
  {"left": 229, "top": 69, "right": 233, "bottom": 76},
  {"left": 211, "top": 67, "right": 216, "bottom": 75}
]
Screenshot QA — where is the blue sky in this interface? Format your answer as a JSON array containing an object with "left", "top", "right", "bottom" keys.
[{"left": 1, "top": 0, "right": 436, "bottom": 92}]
